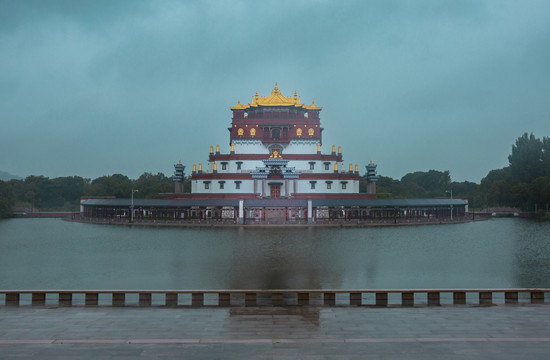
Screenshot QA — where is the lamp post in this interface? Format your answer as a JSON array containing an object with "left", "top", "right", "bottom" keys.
[
  {"left": 446, "top": 189, "right": 453, "bottom": 221},
  {"left": 131, "top": 189, "right": 138, "bottom": 223}
]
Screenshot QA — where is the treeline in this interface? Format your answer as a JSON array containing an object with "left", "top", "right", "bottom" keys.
[
  {"left": 361, "top": 132, "right": 550, "bottom": 212},
  {"left": 1, "top": 132, "right": 548, "bottom": 219},
  {"left": 0, "top": 172, "right": 189, "bottom": 217}
]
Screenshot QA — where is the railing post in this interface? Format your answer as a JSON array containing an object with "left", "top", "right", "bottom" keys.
[
  {"left": 32, "top": 292, "right": 46, "bottom": 306},
  {"left": 112, "top": 292, "right": 125, "bottom": 307},
  {"left": 219, "top": 293, "right": 230, "bottom": 307},
  {"left": 85, "top": 292, "right": 98, "bottom": 306},
  {"left": 479, "top": 291, "right": 492, "bottom": 305},
  {"left": 324, "top": 292, "right": 336, "bottom": 306},
  {"left": 298, "top": 292, "right": 309, "bottom": 306},
  {"left": 6, "top": 293, "right": 20, "bottom": 306},
  {"left": 192, "top": 292, "right": 204, "bottom": 307},
  {"left": 402, "top": 292, "right": 414, "bottom": 307},
  {"left": 505, "top": 291, "right": 518, "bottom": 304},
  {"left": 376, "top": 292, "right": 388, "bottom": 306},
  {"left": 428, "top": 292, "right": 440, "bottom": 306},
  {"left": 59, "top": 292, "right": 72, "bottom": 306},
  {"left": 139, "top": 293, "right": 152, "bottom": 306},
  {"left": 165, "top": 292, "right": 178, "bottom": 307},
  {"left": 350, "top": 292, "right": 362, "bottom": 306},
  {"left": 453, "top": 291, "right": 466, "bottom": 305},
  {"left": 531, "top": 291, "right": 544, "bottom": 304},
  {"left": 272, "top": 292, "right": 284, "bottom": 306}
]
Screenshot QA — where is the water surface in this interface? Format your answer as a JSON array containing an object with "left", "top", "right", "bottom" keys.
[{"left": 0, "top": 218, "right": 549, "bottom": 289}]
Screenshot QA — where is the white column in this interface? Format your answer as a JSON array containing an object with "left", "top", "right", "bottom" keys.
[
  {"left": 308, "top": 198, "right": 313, "bottom": 223},
  {"left": 238, "top": 199, "right": 244, "bottom": 224}
]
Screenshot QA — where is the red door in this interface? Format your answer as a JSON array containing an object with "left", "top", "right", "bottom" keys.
[{"left": 270, "top": 186, "right": 281, "bottom": 198}]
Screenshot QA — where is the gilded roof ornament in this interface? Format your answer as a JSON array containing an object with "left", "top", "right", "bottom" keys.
[{"left": 230, "top": 85, "right": 321, "bottom": 110}]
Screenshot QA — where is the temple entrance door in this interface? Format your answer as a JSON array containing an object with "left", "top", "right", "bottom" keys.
[{"left": 270, "top": 185, "right": 281, "bottom": 198}]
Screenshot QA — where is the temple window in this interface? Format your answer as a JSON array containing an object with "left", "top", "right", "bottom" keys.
[
  {"left": 281, "top": 112, "right": 287, "bottom": 119},
  {"left": 250, "top": 128, "right": 256, "bottom": 136},
  {"left": 296, "top": 128, "right": 302, "bottom": 136},
  {"left": 218, "top": 181, "right": 225, "bottom": 189},
  {"left": 324, "top": 162, "right": 330, "bottom": 170},
  {"left": 235, "top": 181, "right": 241, "bottom": 189},
  {"left": 221, "top": 162, "right": 227, "bottom": 170},
  {"left": 273, "top": 112, "right": 279, "bottom": 119},
  {"left": 204, "top": 181, "right": 210, "bottom": 190},
  {"left": 236, "top": 162, "right": 243, "bottom": 170},
  {"left": 238, "top": 128, "right": 244, "bottom": 136},
  {"left": 326, "top": 181, "right": 332, "bottom": 189},
  {"left": 310, "top": 181, "right": 316, "bottom": 190},
  {"left": 272, "top": 128, "right": 281, "bottom": 139},
  {"left": 309, "top": 162, "right": 315, "bottom": 170},
  {"left": 308, "top": 128, "right": 314, "bottom": 136},
  {"left": 341, "top": 181, "right": 347, "bottom": 190}
]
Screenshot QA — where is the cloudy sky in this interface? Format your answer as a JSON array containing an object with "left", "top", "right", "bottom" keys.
[{"left": 1, "top": 0, "right": 549, "bottom": 183}]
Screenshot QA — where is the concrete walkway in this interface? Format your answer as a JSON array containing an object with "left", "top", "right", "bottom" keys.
[{"left": 1, "top": 305, "right": 550, "bottom": 359}]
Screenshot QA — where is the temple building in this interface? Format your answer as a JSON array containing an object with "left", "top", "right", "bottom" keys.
[
  {"left": 173, "top": 84, "right": 373, "bottom": 199},
  {"left": 81, "top": 84, "right": 468, "bottom": 224}
]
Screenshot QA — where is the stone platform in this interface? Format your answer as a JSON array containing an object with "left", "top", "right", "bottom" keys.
[{"left": 1, "top": 305, "right": 550, "bottom": 359}]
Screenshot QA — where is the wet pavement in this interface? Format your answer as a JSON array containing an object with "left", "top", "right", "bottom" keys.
[{"left": 1, "top": 305, "right": 550, "bottom": 359}]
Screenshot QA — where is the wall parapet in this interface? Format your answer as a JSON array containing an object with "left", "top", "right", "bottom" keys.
[{"left": 1, "top": 289, "right": 548, "bottom": 307}]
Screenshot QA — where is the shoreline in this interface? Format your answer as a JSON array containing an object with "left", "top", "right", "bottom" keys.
[{"left": 63, "top": 216, "right": 487, "bottom": 228}]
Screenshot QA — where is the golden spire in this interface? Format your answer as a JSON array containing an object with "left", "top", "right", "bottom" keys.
[
  {"left": 178, "top": 159, "right": 182, "bottom": 165},
  {"left": 317, "top": 143, "right": 321, "bottom": 152},
  {"left": 231, "top": 143, "right": 235, "bottom": 152},
  {"left": 332, "top": 145, "right": 336, "bottom": 154},
  {"left": 193, "top": 164, "right": 196, "bottom": 172},
  {"left": 349, "top": 163, "right": 352, "bottom": 172},
  {"left": 216, "top": 144, "right": 220, "bottom": 153},
  {"left": 274, "top": 82, "right": 279, "bottom": 92},
  {"left": 355, "top": 164, "right": 358, "bottom": 173},
  {"left": 294, "top": 90, "right": 297, "bottom": 97},
  {"left": 338, "top": 146, "right": 342, "bottom": 155},
  {"left": 213, "top": 162, "right": 217, "bottom": 171},
  {"left": 370, "top": 159, "right": 373, "bottom": 164},
  {"left": 334, "top": 162, "right": 338, "bottom": 171},
  {"left": 198, "top": 163, "right": 202, "bottom": 172},
  {"left": 209, "top": 146, "right": 213, "bottom": 154}
]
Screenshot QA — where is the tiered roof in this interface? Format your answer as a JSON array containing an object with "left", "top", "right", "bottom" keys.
[{"left": 231, "top": 83, "right": 322, "bottom": 111}]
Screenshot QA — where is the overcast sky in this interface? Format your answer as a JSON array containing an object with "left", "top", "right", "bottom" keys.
[{"left": 1, "top": 0, "right": 549, "bottom": 183}]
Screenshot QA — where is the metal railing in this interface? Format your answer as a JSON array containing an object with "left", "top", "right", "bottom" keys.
[{"left": 1, "top": 289, "right": 548, "bottom": 307}]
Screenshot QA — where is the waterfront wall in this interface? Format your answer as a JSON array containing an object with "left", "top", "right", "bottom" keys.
[{"left": 1, "top": 289, "right": 548, "bottom": 307}]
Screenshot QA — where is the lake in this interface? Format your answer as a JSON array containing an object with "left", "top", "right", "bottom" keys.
[{"left": 0, "top": 217, "right": 549, "bottom": 290}]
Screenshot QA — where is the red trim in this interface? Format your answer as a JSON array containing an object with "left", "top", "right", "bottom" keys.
[
  {"left": 208, "top": 154, "right": 343, "bottom": 161},
  {"left": 190, "top": 172, "right": 359, "bottom": 180},
  {"left": 294, "top": 193, "right": 376, "bottom": 199}
]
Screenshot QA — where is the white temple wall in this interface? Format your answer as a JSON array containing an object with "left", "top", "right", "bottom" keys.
[{"left": 210, "top": 160, "right": 347, "bottom": 173}]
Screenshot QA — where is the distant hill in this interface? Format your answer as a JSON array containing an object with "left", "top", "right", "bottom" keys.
[{"left": 0, "top": 170, "right": 21, "bottom": 181}]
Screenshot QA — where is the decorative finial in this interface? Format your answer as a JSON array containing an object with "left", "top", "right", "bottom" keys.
[
  {"left": 274, "top": 82, "right": 278, "bottom": 91},
  {"left": 317, "top": 143, "right": 321, "bottom": 152},
  {"left": 193, "top": 164, "right": 196, "bottom": 172},
  {"left": 294, "top": 90, "right": 297, "bottom": 97},
  {"left": 198, "top": 163, "right": 202, "bottom": 172},
  {"left": 370, "top": 159, "right": 373, "bottom": 164},
  {"left": 178, "top": 159, "right": 182, "bottom": 165},
  {"left": 355, "top": 164, "right": 359, "bottom": 173},
  {"left": 255, "top": 90, "right": 259, "bottom": 98},
  {"left": 216, "top": 144, "right": 220, "bottom": 153},
  {"left": 332, "top": 145, "right": 336, "bottom": 154},
  {"left": 334, "top": 162, "right": 338, "bottom": 172},
  {"left": 338, "top": 146, "right": 342, "bottom": 155},
  {"left": 210, "top": 146, "right": 213, "bottom": 154},
  {"left": 231, "top": 143, "right": 235, "bottom": 152},
  {"left": 349, "top": 163, "right": 353, "bottom": 172},
  {"left": 213, "top": 162, "right": 217, "bottom": 171}
]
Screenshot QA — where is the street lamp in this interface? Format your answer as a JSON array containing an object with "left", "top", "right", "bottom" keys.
[
  {"left": 446, "top": 189, "right": 453, "bottom": 221},
  {"left": 131, "top": 189, "right": 138, "bottom": 223}
]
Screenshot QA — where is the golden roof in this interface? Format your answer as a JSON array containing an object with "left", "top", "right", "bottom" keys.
[{"left": 231, "top": 83, "right": 322, "bottom": 111}]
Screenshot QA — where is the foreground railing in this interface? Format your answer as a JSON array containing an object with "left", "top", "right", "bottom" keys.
[{"left": 1, "top": 289, "right": 549, "bottom": 307}]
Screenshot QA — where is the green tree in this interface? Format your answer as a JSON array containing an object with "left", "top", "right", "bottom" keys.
[{"left": 508, "top": 132, "right": 544, "bottom": 183}]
